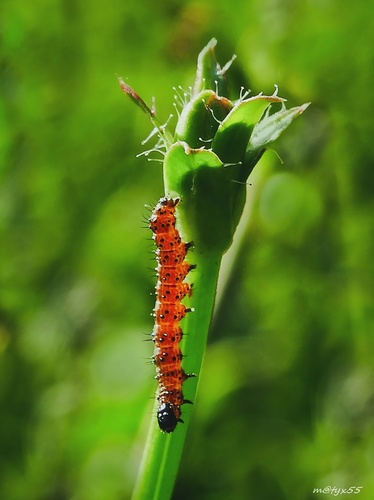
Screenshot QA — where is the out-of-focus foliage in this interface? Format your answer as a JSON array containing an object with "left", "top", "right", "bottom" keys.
[{"left": 1, "top": 1, "right": 373, "bottom": 499}]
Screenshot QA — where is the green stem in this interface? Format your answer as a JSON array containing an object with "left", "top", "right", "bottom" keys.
[{"left": 132, "top": 251, "right": 222, "bottom": 500}]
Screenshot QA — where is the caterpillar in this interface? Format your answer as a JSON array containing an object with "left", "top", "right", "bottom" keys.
[{"left": 149, "top": 197, "right": 195, "bottom": 433}]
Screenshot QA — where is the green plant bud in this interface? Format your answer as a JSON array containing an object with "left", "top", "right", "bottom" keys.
[{"left": 120, "top": 39, "right": 309, "bottom": 255}]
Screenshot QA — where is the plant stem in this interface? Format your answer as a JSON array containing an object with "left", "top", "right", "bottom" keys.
[{"left": 132, "top": 251, "right": 222, "bottom": 500}]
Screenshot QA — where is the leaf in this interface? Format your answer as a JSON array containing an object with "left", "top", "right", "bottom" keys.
[
  {"left": 212, "top": 94, "right": 285, "bottom": 164},
  {"left": 248, "top": 102, "right": 310, "bottom": 150}
]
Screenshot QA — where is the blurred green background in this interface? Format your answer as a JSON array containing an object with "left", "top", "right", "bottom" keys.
[{"left": 1, "top": 0, "right": 373, "bottom": 499}]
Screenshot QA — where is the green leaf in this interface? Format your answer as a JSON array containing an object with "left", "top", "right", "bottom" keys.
[
  {"left": 164, "top": 142, "right": 241, "bottom": 253},
  {"left": 212, "top": 94, "right": 285, "bottom": 164},
  {"left": 175, "top": 90, "right": 233, "bottom": 149},
  {"left": 248, "top": 102, "right": 310, "bottom": 150},
  {"left": 193, "top": 37, "right": 233, "bottom": 97}
]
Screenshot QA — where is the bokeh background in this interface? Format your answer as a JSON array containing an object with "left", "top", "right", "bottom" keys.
[{"left": 1, "top": 1, "right": 374, "bottom": 499}]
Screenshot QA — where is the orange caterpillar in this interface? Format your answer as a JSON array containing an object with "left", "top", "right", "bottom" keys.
[{"left": 149, "top": 197, "right": 195, "bottom": 433}]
